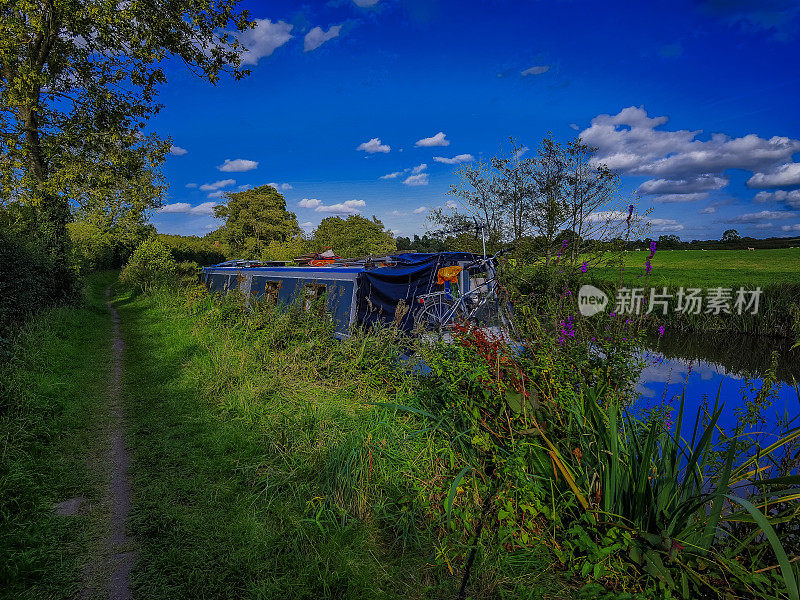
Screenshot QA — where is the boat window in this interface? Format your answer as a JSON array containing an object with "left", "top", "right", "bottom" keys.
[
  {"left": 263, "top": 281, "right": 282, "bottom": 305},
  {"left": 468, "top": 264, "right": 489, "bottom": 291},
  {"left": 304, "top": 283, "right": 327, "bottom": 310}
]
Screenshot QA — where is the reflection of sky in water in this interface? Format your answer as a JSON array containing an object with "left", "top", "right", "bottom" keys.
[{"left": 635, "top": 351, "right": 799, "bottom": 443}]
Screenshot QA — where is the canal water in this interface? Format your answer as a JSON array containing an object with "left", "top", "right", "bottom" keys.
[{"left": 636, "top": 331, "right": 799, "bottom": 442}]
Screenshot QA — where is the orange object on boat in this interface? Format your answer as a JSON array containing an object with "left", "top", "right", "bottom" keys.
[
  {"left": 436, "top": 265, "right": 462, "bottom": 285},
  {"left": 310, "top": 259, "right": 336, "bottom": 266}
]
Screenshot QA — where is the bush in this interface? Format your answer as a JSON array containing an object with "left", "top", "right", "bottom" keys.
[
  {"left": 175, "top": 261, "right": 201, "bottom": 288},
  {"left": 0, "top": 229, "right": 63, "bottom": 336},
  {"left": 120, "top": 238, "right": 177, "bottom": 291},
  {"left": 156, "top": 233, "right": 226, "bottom": 266}
]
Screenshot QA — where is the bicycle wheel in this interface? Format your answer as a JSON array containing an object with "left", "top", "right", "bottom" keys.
[{"left": 416, "top": 296, "right": 454, "bottom": 330}]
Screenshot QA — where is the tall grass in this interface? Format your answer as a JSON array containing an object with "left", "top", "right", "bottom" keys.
[{"left": 0, "top": 272, "right": 116, "bottom": 598}]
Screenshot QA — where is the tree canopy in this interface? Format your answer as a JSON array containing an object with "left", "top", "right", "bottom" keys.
[
  {"left": 1, "top": 0, "right": 252, "bottom": 290},
  {"left": 213, "top": 185, "right": 302, "bottom": 258},
  {"left": 312, "top": 215, "right": 396, "bottom": 259},
  {"left": 431, "top": 135, "right": 633, "bottom": 266}
]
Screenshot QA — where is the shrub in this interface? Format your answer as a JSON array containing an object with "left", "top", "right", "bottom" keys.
[
  {"left": 120, "top": 238, "right": 177, "bottom": 292},
  {"left": 0, "top": 229, "right": 62, "bottom": 336},
  {"left": 156, "top": 233, "right": 227, "bottom": 266},
  {"left": 174, "top": 261, "right": 201, "bottom": 288}
]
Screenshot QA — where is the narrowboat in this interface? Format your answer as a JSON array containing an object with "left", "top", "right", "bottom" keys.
[{"left": 200, "top": 252, "right": 487, "bottom": 338}]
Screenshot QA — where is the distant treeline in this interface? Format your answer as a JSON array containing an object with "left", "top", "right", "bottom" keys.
[
  {"left": 397, "top": 232, "right": 800, "bottom": 255},
  {"left": 155, "top": 234, "right": 226, "bottom": 266},
  {"left": 620, "top": 235, "right": 800, "bottom": 251}
]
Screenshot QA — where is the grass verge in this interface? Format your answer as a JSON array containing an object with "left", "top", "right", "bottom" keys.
[{"left": 0, "top": 272, "right": 116, "bottom": 599}]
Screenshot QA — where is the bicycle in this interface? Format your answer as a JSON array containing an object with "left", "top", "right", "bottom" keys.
[{"left": 414, "top": 248, "right": 515, "bottom": 334}]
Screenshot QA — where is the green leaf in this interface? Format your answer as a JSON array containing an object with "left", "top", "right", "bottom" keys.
[
  {"left": 445, "top": 466, "right": 475, "bottom": 528},
  {"left": 725, "top": 494, "right": 799, "bottom": 600}
]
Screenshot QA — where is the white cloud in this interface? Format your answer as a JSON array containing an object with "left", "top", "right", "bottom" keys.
[
  {"left": 569, "top": 123, "right": 580, "bottom": 131},
  {"left": 159, "top": 202, "right": 192, "bottom": 213},
  {"left": 747, "top": 163, "right": 800, "bottom": 189},
  {"left": 780, "top": 224, "right": 800, "bottom": 231},
  {"left": 637, "top": 175, "right": 729, "bottom": 195},
  {"left": 754, "top": 223, "right": 774, "bottom": 230},
  {"left": 404, "top": 173, "right": 429, "bottom": 186},
  {"left": 445, "top": 200, "right": 458, "bottom": 209},
  {"left": 237, "top": 184, "right": 251, "bottom": 191},
  {"left": 754, "top": 189, "right": 800, "bottom": 208},
  {"left": 169, "top": 145, "right": 188, "bottom": 156},
  {"left": 725, "top": 210, "right": 797, "bottom": 223},
  {"left": 206, "top": 190, "right": 227, "bottom": 199},
  {"left": 415, "top": 132, "right": 449, "bottom": 147},
  {"left": 158, "top": 202, "right": 218, "bottom": 215},
  {"left": 238, "top": 19, "right": 293, "bottom": 65},
  {"left": 189, "top": 202, "right": 217, "bottom": 215},
  {"left": 268, "top": 182, "right": 293, "bottom": 191},
  {"left": 381, "top": 164, "right": 426, "bottom": 180},
  {"left": 648, "top": 218, "right": 684, "bottom": 232},
  {"left": 434, "top": 154, "right": 474, "bottom": 164},
  {"left": 301, "top": 221, "right": 314, "bottom": 227},
  {"left": 300, "top": 198, "right": 365, "bottom": 214},
  {"left": 699, "top": 206, "right": 717, "bottom": 214},
  {"left": 514, "top": 146, "right": 529, "bottom": 159},
  {"left": 316, "top": 199, "right": 366, "bottom": 214},
  {"left": 390, "top": 229, "right": 402, "bottom": 235},
  {"left": 353, "top": 0, "right": 379, "bottom": 6},
  {"left": 412, "top": 206, "right": 427, "bottom": 214},
  {"left": 586, "top": 210, "right": 629, "bottom": 223},
  {"left": 218, "top": 158, "right": 258, "bottom": 172},
  {"left": 391, "top": 210, "right": 408, "bottom": 216},
  {"left": 521, "top": 65, "right": 550, "bottom": 76},
  {"left": 304, "top": 24, "right": 342, "bottom": 52},
  {"left": 651, "top": 192, "right": 709, "bottom": 203},
  {"left": 185, "top": 183, "right": 198, "bottom": 188},
  {"left": 199, "top": 179, "right": 235, "bottom": 192},
  {"left": 357, "top": 138, "right": 390, "bottom": 153},
  {"left": 581, "top": 106, "right": 800, "bottom": 185},
  {"left": 298, "top": 198, "right": 321, "bottom": 209}
]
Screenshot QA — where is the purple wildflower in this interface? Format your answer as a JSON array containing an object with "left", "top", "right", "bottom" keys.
[
  {"left": 580, "top": 262, "right": 588, "bottom": 273},
  {"left": 658, "top": 325, "right": 665, "bottom": 337}
]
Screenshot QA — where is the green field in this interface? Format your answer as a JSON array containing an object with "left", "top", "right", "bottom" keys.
[{"left": 592, "top": 248, "right": 800, "bottom": 287}]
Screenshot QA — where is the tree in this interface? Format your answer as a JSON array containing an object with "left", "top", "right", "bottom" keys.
[
  {"left": 213, "top": 185, "right": 301, "bottom": 258},
  {"left": 435, "top": 135, "right": 630, "bottom": 267},
  {"left": 1, "top": 0, "right": 252, "bottom": 291},
  {"left": 564, "top": 138, "right": 617, "bottom": 263},
  {"left": 722, "top": 229, "right": 741, "bottom": 243},
  {"left": 657, "top": 234, "right": 681, "bottom": 249},
  {"left": 312, "top": 215, "right": 396, "bottom": 258},
  {"left": 530, "top": 135, "right": 571, "bottom": 265}
]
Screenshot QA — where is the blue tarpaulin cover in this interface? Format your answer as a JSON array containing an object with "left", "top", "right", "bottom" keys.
[{"left": 356, "top": 252, "right": 481, "bottom": 331}]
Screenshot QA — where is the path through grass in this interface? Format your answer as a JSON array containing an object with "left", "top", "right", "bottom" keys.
[
  {"left": 114, "top": 285, "right": 437, "bottom": 599},
  {"left": 0, "top": 273, "right": 116, "bottom": 599}
]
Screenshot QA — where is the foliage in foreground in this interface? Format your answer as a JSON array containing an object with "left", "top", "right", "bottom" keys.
[{"left": 129, "top": 277, "right": 799, "bottom": 599}]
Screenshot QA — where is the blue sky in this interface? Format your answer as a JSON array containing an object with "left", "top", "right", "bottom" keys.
[{"left": 151, "top": 0, "right": 800, "bottom": 240}]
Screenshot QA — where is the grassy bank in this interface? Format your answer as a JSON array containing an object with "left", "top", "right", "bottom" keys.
[
  {"left": 509, "top": 249, "right": 800, "bottom": 338},
  {"left": 113, "top": 285, "right": 569, "bottom": 599},
  {"left": 114, "top": 286, "right": 519, "bottom": 598},
  {"left": 0, "top": 273, "right": 116, "bottom": 598},
  {"left": 592, "top": 248, "right": 800, "bottom": 288}
]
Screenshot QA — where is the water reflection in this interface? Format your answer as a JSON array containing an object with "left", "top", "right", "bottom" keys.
[{"left": 636, "top": 331, "right": 799, "bottom": 440}]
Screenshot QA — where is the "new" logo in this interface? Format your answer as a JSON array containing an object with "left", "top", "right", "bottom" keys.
[{"left": 578, "top": 285, "right": 608, "bottom": 317}]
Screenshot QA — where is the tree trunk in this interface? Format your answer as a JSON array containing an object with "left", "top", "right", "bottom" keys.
[{"left": 21, "top": 101, "right": 72, "bottom": 295}]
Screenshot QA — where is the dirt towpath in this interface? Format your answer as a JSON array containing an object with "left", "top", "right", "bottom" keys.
[{"left": 103, "top": 288, "right": 136, "bottom": 600}]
